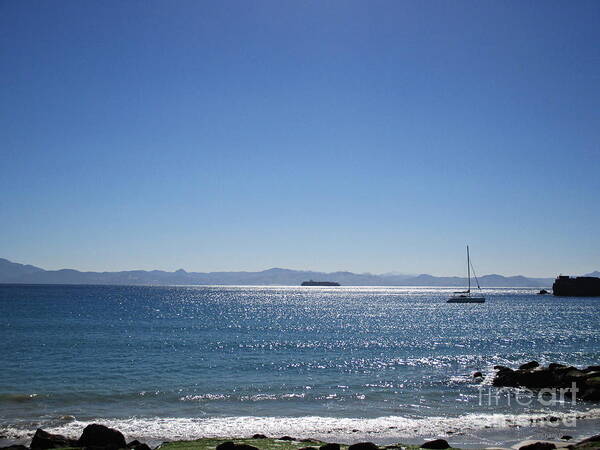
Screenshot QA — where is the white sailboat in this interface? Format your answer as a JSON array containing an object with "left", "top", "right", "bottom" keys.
[{"left": 447, "top": 245, "right": 485, "bottom": 303}]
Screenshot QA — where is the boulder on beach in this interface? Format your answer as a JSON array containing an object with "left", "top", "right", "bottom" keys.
[
  {"left": 30, "top": 429, "right": 77, "bottom": 449},
  {"left": 232, "top": 445, "right": 259, "bottom": 450},
  {"left": 77, "top": 424, "right": 127, "bottom": 449},
  {"left": 252, "top": 435, "right": 268, "bottom": 439},
  {"left": 216, "top": 443, "right": 258, "bottom": 450},
  {"left": 348, "top": 443, "right": 379, "bottom": 450},
  {"left": 127, "top": 440, "right": 151, "bottom": 450},
  {"left": 473, "top": 371, "right": 483, "bottom": 379},
  {"left": 518, "top": 442, "right": 556, "bottom": 450},
  {"left": 320, "top": 444, "right": 341, "bottom": 450},
  {"left": 420, "top": 439, "right": 450, "bottom": 449}
]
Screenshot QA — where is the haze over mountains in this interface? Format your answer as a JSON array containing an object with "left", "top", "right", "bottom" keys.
[{"left": 2, "top": 257, "right": 594, "bottom": 287}]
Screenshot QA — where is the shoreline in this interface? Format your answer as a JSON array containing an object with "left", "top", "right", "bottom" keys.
[
  {"left": 2, "top": 415, "right": 600, "bottom": 450},
  {"left": 2, "top": 429, "right": 599, "bottom": 450}
]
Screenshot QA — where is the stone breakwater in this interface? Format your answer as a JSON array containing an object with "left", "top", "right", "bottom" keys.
[
  {"left": 491, "top": 362, "right": 600, "bottom": 401},
  {"left": 2, "top": 423, "right": 600, "bottom": 450}
]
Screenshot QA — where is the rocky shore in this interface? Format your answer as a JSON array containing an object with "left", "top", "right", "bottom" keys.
[
  {"left": 491, "top": 362, "right": 600, "bottom": 401},
  {"left": 1, "top": 424, "right": 599, "bottom": 450}
]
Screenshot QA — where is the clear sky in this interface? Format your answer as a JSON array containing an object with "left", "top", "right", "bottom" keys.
[{"left": 1, "top": 1, "right": 599, "bottom": 277}]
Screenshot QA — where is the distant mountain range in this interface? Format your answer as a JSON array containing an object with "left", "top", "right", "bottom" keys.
[{"left": 2, "top": 257, "right": 593, "bottom": 287}]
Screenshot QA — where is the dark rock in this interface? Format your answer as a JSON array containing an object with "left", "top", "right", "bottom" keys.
[
  {"left": 320, "top": 444, "right": 341, "bottom": 450},
  {"left": 279, "top": 437, "right": 295, "bottom": 441},
  {"left": 420, "top": 439, "right": 450, "bottom": 449},
  {"left": 550, "top": 366, "right": 574, "bottom": 380},
  {"left": 234, "top": 445, "right": 259, "bottom": 450},
  {"left": 252, "top": 435, "right": 268, "bottom": 439},
  {"left": 298, "top": 447, "right": 318, "bottom": 450},
  {"left": 561, "top": 369, "right": 598, "bottom": 400},
  {"left": 563, "top": 369, "right": 588, "bottom": 381},
  {"left": 348, "top": 443, "right": 379, "bottom": 450},
  {"left": 580, "top": 387, "right": 600, "bottom": 401},
  {"left": 561, "top": 436, "right": 573, "bottom": 441},
  {"left": 493, "top": 367, "right": 518, "bottom": 387},
  {"left": 77, "top": 424, "right": 127, "bottom": 449},
  {"left": 473, "top": 371, "right": 483, "bottom": 378},
  {"left": 494, "top": 365, "right": 509, "bottom": 371},
  {"left": 518, "top": 443, "right": 556, "bottom": 450},
  {"left": 126, "top": 441, "right": 151, "bottom": 450},
  {"left": 519, "top": 361, "right": 540, "bottom": 370},
  {"left": 216, "top": 442, "right": 235, "bottom": 450},
  {"left": 31, "top": 429, "right": 77, "bottom": 449},
  {"left": 216, "top": 443, "right": 258, "bottom": 450},
  {"left": 492, "top": 362, "right": 600, "bottom": 397},
  {"left": 538, "top": 289, "right": 549, "bottom": 295},
  {"left": 519, "top": 368, "right": 558, "bottom": 388},
  {"left": 133, "top": 445, "right": 151, "bottom": 450},
  {"left": 575, "top": 435, "right": 600, "bottom": 447},
  {"left": 582, "top": 376, "right": 600, "bottom": 387}
]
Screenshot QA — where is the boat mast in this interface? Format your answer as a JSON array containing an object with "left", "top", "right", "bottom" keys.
[{"left": 467, "top": 245, "right": 471, "bottom": 293}]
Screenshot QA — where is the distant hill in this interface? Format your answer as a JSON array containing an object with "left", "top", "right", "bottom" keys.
[
  {"left": 0, "top": 257, "right": 566, "bottom": 287},
  {"left": 0, "top": 258, "right": 45, "bottom": 279}
]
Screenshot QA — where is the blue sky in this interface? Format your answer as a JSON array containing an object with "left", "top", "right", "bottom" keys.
[{"left": 1, "top": 1, "right": 599, "bottom": 277}]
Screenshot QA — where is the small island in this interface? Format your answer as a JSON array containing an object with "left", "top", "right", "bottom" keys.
[
  {"left": 553, "top": 275, "right": 600, "bottom": 296},
  {"left": 301, "top": 280, "right": 340, "bottom": 286}
]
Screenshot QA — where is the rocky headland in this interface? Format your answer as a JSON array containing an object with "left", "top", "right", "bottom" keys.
[{"left": 491, "top": 362, "right": 600, "bottom": 401}]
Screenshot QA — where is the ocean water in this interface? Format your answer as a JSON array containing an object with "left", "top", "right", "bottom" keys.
[{"left": 1, "top": 285, "right": 599, "bottom": 447}]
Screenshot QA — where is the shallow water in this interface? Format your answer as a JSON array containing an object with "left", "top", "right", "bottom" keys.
[{"left": 1, "top": 285, "right": 599, "bottom": 445}]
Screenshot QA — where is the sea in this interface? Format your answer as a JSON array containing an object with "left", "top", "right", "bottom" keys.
[{"left": 1, "top": 284, "right": 599, "bottom": 448}]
